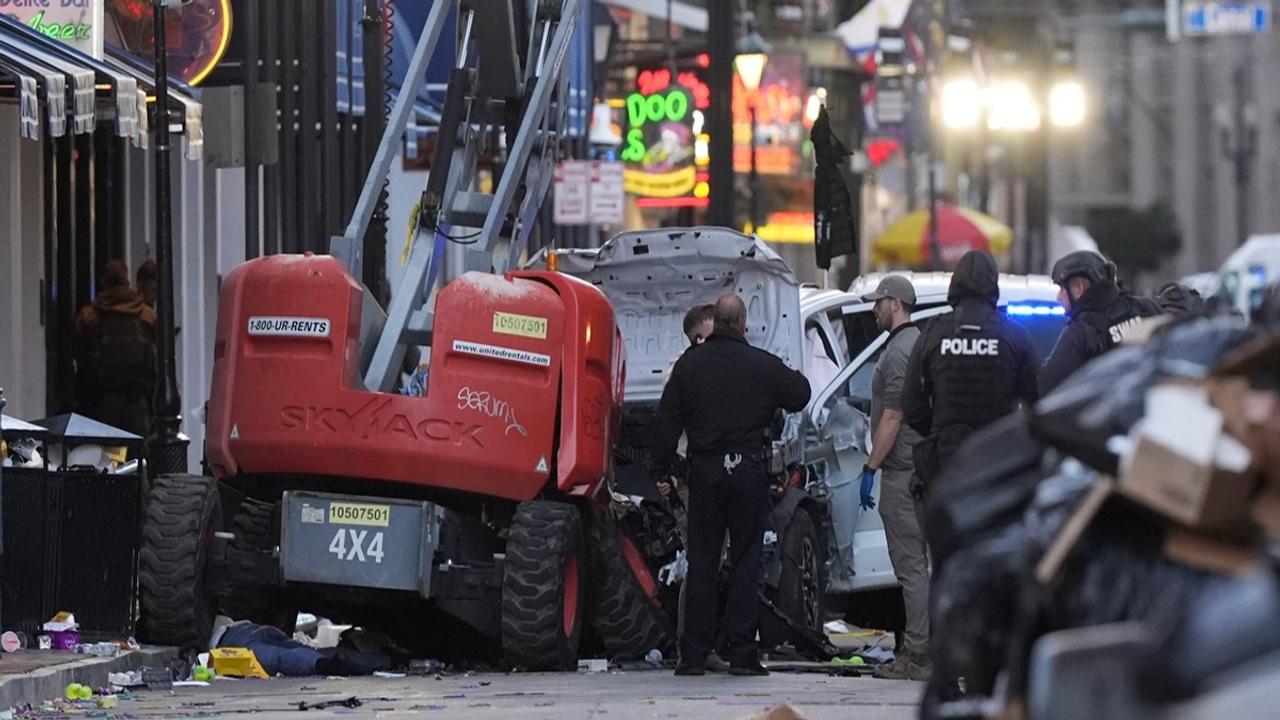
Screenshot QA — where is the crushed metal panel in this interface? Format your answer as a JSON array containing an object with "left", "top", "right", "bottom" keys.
[{"left": 555, "top": 227, "right": 804, "bottom": 404}]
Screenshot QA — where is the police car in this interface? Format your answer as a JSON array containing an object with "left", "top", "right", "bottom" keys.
[
  {"left": 1212, "top": 235, "right": 1280, "bottom": 319},
  {"left": 802, "top": 271, "right": 1065, "bottom": 605}
]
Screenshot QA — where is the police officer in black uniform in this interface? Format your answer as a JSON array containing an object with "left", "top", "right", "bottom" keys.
[
  {"left": 901, "top": 250, "right": 1041, "bottom": 506},
  {"left": 1039, "top": 250, "right": 1163, "bottom": 394},
  {"left": 653, "top": 293, "right": 811, "bottom": 677}
]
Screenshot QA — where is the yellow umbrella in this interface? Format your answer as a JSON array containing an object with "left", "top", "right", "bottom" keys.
[{"left": 873, "top": 204, "right": 1013, "bottom": 267}]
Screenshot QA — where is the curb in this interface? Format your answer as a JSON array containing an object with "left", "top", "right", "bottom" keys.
[{"left": 0, "top": 647, "right": 180, "bottom": 710}]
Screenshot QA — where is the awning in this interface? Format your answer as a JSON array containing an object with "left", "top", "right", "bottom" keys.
[
  {"left": 105, "top": 46, "right": 204, "bottom": 159},
  {"left": 0, "top": 14, "right": 202, "bottom": 158},
  {"left": 605, "top": 0, "right": 708, "bottom": 31}
]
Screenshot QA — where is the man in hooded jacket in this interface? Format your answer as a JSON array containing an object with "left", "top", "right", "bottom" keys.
[{"left": 901, "top": 250, "right": 1041, "bottom": 502}]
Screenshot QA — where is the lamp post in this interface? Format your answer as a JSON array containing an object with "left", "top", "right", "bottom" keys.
[
  {"left": 939, "top": 70, "right": 1085, "bottom": 273},
  {"left": 151, "top": 0, "right": 188, "bottom": 473},
  {"left": 735, "top": 49, "right": 767, "bottom": 233}
]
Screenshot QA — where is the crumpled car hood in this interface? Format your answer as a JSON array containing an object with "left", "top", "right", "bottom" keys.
[{"left": 542, "top": 228, "right": 803, "bottom": 404}]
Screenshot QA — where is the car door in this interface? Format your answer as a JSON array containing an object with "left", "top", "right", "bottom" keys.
[{"left": 805, "top": 305, "right": 952, "bottom": 594}]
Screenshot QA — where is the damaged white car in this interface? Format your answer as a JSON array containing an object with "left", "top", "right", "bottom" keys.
[{"left": 535, "top": 228, "right": 1066, "bottom": 651}]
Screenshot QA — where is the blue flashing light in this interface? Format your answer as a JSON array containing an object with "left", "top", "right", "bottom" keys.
[{"left": 1005, "top": 303, "right": 1066, "bottom": 317}]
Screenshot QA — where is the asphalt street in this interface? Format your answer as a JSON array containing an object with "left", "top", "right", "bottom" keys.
[{"left": 72, "top": 670, "right": 924, "bottom": 719}]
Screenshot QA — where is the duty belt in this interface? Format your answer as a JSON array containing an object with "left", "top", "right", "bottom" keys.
[{"left": 692, "top": 447, "right": 768, "bottom": 468}]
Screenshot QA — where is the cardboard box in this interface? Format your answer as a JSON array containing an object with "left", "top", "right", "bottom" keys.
[
  {"left": 1118, "top": 384, "right": 1257, "bottom": 531},
  {"left": 1253, "top": 486, "right": 1280, "bottom": 539},
  {"left": 1163, "top": 526, "right": 1259, "bottom": 575},
  {"left": 1204, "top": 378, "right": 1280, "bottom": 475}
]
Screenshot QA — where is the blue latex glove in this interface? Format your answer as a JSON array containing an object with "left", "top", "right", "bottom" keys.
[{"left": 859, "top": 466, "right": 877, "bottom": 510}]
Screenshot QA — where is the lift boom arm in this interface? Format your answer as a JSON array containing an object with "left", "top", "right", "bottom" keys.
[{"left": 329, "top": 0, "right": 585, "bottom": 393}]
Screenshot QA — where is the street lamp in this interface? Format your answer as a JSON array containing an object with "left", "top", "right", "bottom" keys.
[
  {"left": 1049, "top": 80, "right": 1086, "bottom": 128},
  {"left": 151, "top": 0, "right": 189, "bottom": 473},
  {"left": 736, "top": 49, "right": 767, "bottom": 232},
  {"left": 986, "top": 80, "right": 1041, "bottom": 132},
  {"left": 941, "top": 77, "right": 983, "bottom": 130}
]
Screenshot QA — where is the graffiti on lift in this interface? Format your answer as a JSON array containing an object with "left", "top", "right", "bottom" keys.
[
  {"left": 457, "top": 387, "right": 528, "bottom": 437},
  {"left": 279, "top": 396, "right": 484, "bottom": 448}
]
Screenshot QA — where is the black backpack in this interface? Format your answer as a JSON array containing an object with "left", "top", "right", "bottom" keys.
[{"left": 87, "top": 309, "right": 157, "bottom": 397}]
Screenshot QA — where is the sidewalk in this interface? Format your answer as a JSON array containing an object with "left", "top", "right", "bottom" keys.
[{"left": 0, "top": 647, "right": 178, "bottom": 711}]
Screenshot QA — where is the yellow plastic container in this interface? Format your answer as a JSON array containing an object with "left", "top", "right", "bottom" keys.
[{"left": 209, "top": 648, "right": 269, "bottom": 679}]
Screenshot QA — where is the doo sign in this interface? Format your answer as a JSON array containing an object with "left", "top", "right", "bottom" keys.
[{"left": 1184, "top": 1, "right": 1271, "bottom": 35}]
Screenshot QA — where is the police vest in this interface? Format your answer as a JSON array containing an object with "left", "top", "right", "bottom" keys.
[{"left": 929, "top": 312, "right": 1024, "bottom": 434}]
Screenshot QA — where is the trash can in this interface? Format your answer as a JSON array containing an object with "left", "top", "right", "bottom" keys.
[{"left": 0, "top": 413, "right": 144, "bottom": 639}]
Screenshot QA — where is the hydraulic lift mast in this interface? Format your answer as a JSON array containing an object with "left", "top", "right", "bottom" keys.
[{"left": 329, "top": 0, "right": 584, "bottom": 393}]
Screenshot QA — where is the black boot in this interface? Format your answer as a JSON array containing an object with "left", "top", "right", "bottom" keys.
[
  {"left": 729, "top": 654, "right": 769, "bottom": 677},
  {"left": 675, "top": 655, "right": 706, "bottom": 676}
]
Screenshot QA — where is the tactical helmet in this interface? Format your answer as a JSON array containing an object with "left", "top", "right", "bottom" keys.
[{"left": 1051, "top": 251, "right": 1115, "bottom": 286}]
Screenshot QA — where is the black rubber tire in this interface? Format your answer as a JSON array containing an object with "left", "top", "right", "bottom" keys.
[
  {"left": 138, "top": 474, "right": 222, "bottom": 650},
  {"left": 501, "top": 501, "right": 586, "bottom": 670},
  {"left": 587, "top": 513, "right": 676, "bottom": 661},
  {"left": 218, "top": 500, "right": 294, "bottom": 630},
  {"left": 760, "top": 508, "right": 826, "bottom": 650}
]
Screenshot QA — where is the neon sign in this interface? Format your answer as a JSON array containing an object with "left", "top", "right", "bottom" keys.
[
  {"left": 620, "top": 66, "right": 710, "bottom": 198},
  {"left": 626, "top": 91, "right": 689, "bottom": 127},
  {"left": 18, "top": 11, "right": 92, "bottom": 41},
  {"left": 3, "top": 0, "right": 103, "bottom": 58}
]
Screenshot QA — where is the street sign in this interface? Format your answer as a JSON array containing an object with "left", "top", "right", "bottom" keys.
[
  {"left": 1184, "top": 1, "right": 1271, "bottom": 35},
  {"left": 875, "top": 78, "right": 909, "bottom": 127},
  {"left": 588, "top": 161, "right": 625, "bottom": 226},
  {"left": 553, "top": 161, "right": 590, "bottom": 225}
]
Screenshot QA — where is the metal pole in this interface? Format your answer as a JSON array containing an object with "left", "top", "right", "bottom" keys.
[
  {"left": 243, "top": 0, "right": 259, "bottom": 260},
  {"left": 926, "top": 79, "right": 940, "bottom": 268},
  {"left": 150, "top": 0, "right": 188, "bottom": 474},
  {"left": 749, "top": 104, "right": 759, "bottom": 231},
  {"left": 706, "top": 0, "right": 735, "bottom": 227},
  {"left": 1231, "top": 63, "right": 1251, "bottom": 246},
  {"left": 904, "top": 76, "right": 917, "bottom": 212},
  {"left": 362, "top": 0, "right": 388, "bottom": 301},
  {"left": 927, "top": 147, "right": 940, "bottom": 268}
]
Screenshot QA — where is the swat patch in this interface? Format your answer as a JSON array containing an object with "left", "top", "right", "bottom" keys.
[{"left": 1108, "top": 317, "right": 1143, "bottom": 344}]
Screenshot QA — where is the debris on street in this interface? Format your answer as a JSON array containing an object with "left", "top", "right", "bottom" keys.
[{"left": 924, "top": 303, "right": 1280, "bottom": 718}]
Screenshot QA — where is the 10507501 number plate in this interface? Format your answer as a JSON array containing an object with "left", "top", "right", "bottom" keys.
[
  {"left": 280, "top": 492, "right": 439, "bottom": 596},
  {"left": 328, "top": 502, "right": 390, "bottom": 527}
]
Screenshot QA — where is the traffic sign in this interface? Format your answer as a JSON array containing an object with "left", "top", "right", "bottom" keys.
[
  {"left": 588, "top": 161, "right": 625, "bottom": 227},
  {"left": 553, "top": 161, "right": 590, "bottom": 225},
  {"left": 1184, "top": 1, "right": 1271, "bottom": 35}
]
